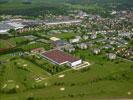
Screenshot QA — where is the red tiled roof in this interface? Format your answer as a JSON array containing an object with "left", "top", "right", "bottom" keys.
[
  {"left": 42, "top": 50, "right": 80, "bottom": 64},
  {"left": 31, "top": 48, "right": 44, "bottom": 53}
]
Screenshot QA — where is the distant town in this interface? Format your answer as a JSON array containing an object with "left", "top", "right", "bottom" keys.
[
  {"left": 0, "top": 4, "right": 133, "bottom": 100},
  {"left": 1, "top": 10, "right": 133, "bottom": 61}
]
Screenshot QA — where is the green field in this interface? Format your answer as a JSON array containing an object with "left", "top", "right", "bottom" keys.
[
  {"left": 0, "top": 0, "right": 132, "bottom": 10},
  {"left": 50, "top": 32, "right": 78, "bottom": 40},
  {"left": 0, "top": 49, "right": 133, "bottom": 100},
  {"left": 9, "top": 37, "right": 29, "bottom": 44},
  {"left": 0, "top": 39, "right": 15, "bottom": 49},
  {"left": 0, "top": 0, "right": 108, "bottom": 17},
  {"left": 0, "top": 36, "right": 52, "bottom": 51},
  {"left": 0, "top": 54, "right": 50, "bottom": 94},
  {"left": 0, "top": 0, "right": 59, "bottom": 9},
  {"left": 0, "top": 0, "right": 132, "bottom": 17},
  {"left": 0, "top": 37, "right": 29, "bottom": 49}
]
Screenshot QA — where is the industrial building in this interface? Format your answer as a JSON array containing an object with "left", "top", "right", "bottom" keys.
[
  {"left": 0, "top": 21, "right": 25, "bottom": 34},
  {"left": 42, "top": 49, "right": 82, "bottom": 67}
]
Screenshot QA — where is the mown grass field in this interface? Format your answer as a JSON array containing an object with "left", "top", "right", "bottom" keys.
[
  {"left": 51, "top": 32, "right": 78, "bottom": 40},
  {"left": 0, "top": 37, "right": 29, "bottom": 49},
  {"left": 0, "top": 54, "right": 51, "bottom": 97},
  {"left": 0, "top": 39, "right": 15, "bottom": 48},
  {"left": 0, "top": 36, "right": 52, "bottom": 51},
  {"left": 0, "top": 49, "right": 133, "bottom": 100},
  {"left": 16, "top": 41, "right": 52, "bottom": 51},
  {"left": 9, "top": 37, "right": 29, "bottom": 44}
]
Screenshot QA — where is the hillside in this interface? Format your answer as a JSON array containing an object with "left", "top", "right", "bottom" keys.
[
  {"left": 68, "top": 0, "right": 133, "bottom": 9},
  {"left": 0, "top": 0, "right": 68, "bottom": 16},
  {"left": 0, "top": 0, "right": 132, "bottom": 16},
  {"left": 0, "top": 0, "right": 132, "bottom": 9}
]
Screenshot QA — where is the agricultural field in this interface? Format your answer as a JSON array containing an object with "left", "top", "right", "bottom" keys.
[{"left": 0, "top": 49, "right": 133, "bottom": 100}]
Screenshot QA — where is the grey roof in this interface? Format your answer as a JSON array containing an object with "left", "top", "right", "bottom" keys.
[
  {"left": 53, "top": 40, "right": 68, "bottom": 47},
  {"left": 0, "top": 22, "right": 14, "bottom": 30}
]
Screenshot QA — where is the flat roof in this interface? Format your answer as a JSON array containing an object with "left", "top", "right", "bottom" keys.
[
  {"left": 42, "top": 49, "right": 80, "bottom": 64},
  {"left": 0, "top": 22, "right": 14, "bottom": 30},
  {"left": 45, "top": 20, "right": 82, "bottom": 25},
  {"left": 0, "top": 21, "right": 25, "bottom": 31},
  {"left": 50, "top": 37, "right": 60, "bottom": 41}
]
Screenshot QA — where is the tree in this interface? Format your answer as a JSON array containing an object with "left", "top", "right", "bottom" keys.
[
  {"left": 9, "top": 29, "right": 17, "bottom": 37},
  {"left": 0, "top": 16, "right": 3, "bottom": 21}
]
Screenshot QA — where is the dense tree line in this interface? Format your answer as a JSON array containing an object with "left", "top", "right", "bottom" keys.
[
  {"left": 0, "top": 0, "right": 8, "bottom": 4},
  {"left": 0, "top": 5, "right": 69, "bottom": 16},
  {"left": 68, "top": 0, "right": 133, "bottom": 10}
]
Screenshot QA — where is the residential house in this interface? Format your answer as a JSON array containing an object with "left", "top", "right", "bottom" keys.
[
  {"left": 64, "top": 44, "right": 75, "bottom": 53},
  {"left": 77, "top": 43, "right": 88, "bottom": 50},
  {"left": 93, "top": 48, "right": 101, "bottom": 55},
  {"left": 83, "top": 35, "right": 89, "bottom": 40},
  {"left": 108, "top": 53, "right": 117, "bottom": 60},
  {"left": 90, "top": 34, "right": 97, "bottom": 39},
  {"left": 70, "top": 38, "right": 80, "bottom": 43}
]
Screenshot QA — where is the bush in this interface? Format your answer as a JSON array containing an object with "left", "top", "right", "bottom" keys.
[
  {"left": 2, "top": 87, "right": 17, "bottom": 94},
  {"left": 27, "top": 96, "right": 34, "bottom": 100},
  {"left": 68, "top": 94, "right": 74, "bottom": 98}
]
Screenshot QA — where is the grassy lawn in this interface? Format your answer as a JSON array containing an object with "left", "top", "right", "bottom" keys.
[
  {"left": 0, "top": 49, "right": 133, "bottom": 100},
  {"left": 9, "top": 37, "right": 29, "bottom": 45},
  {"left": 0, "top": 37, "right": 29, "bottom": 49},
  {"left": 0, "top": 55, "right": 50, "bottom": 94},
  {"left": 19, "top": 42, "right": 52, "bottom": 51},
  {"left": 0, "top": 39, "right": 15, "bottom": 48},
  {"left": 51, "top": 32, "right": 78, "bottom": 40},
  {"left": 0, "top": 40, "right": 9, "bottom": 48},
  {"left": 0, "top": 36, "right": 53, "bottom": 51}
]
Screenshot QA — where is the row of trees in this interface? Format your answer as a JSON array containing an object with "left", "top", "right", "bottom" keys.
[{"left": 0, "top": 4, "right": 69, "bottom": 17}]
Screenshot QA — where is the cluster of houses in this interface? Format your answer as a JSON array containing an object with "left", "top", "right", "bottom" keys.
[
  {"left": 116, "top": 48, "right": 133, "bottom": 60},
  {"left": 16, "top": 19, "right": 82, "bottom": 33},
  {"left": 49, "top": 34, "right": 119, "bottom": 60},
  {"left": 0, "top": 10, "right": 91, "bottom": 35},
  {"left": 1, "top": 10, "right": 132, "bottom": 63},
  {"left": 0, "top": 16, "right": 82, "bottom": 35},
  {"left": 47, "top": 18, "right": 133, "bottom": 60}
]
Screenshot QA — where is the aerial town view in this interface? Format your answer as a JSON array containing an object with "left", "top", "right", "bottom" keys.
[{"left": 0, "top": 0, "right": 133, "bottom": 100}]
